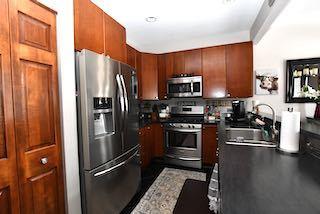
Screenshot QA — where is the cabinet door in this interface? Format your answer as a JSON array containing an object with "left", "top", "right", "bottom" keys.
[
  {"left": 127, "top": 45, "right": 137, "bottom": 69},
  {"left": 74, "top": 0, "right": 105, "bottom": 53},
  {"left": 0, "top": 0, "right": 20, "bottom": 213},
  {"left": 139, "top": 126, "right": 152, "bottom": 169},
  {"left": 226, "top": 42, "right": 253, "bottom": 98},
  {"left": 202, "top": 46, "right": 227, "bottom": 98},
  {"left": 157, "top": 54, "right": 167, "bottom": 99},
  {"left": 136, "top": 51, "right": 143, "bottom": 99},
  {"left": 104, "top": 13, "right": 127, "bottom": 62},
  {"left": 144, "top": 126, "right": 153, "bottom": 166},
  {"left": 152, "top": 124, "right": 164, "bottom": 157},
  {"left": 173, "top": 52, "right": 185, "bottom": 75},
  {"left": 140, "top": 53, "right": 158, "bottom": 100},
  {"left": 9, "top": 0, "right": 65, "bottom": 213},
  {"left": 165, "top": 53, "right": 174, "bottom": 80},
  {"left": 202, "top": 125, "right": 218, "bottom": 165},
  {"left": 184, "top": 49, "right": 202, "bottom": 76}
]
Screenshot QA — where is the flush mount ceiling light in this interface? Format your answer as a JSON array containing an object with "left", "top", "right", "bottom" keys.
[{"left": 145, "top": 17, "right": 157, "bottom": 23}]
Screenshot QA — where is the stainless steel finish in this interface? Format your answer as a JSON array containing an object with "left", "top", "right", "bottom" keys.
[
  {"left": 170, "top": 105, "right": 204, "bottom": 115},
  {"left": 225, "top": 128, "right": 277, "bottom": 148},
  {"left": 253, "top": 103, "right": 279, "bottom": 141},
  {"left": 76, "top": 50, "right": 140, "bottom": 214},
  {"left": 165, "top": 154, "right": 201, "bottom": 161},
  {"left": 40, "top": 157, "right": 48, "bottom": 165},
  {"left": 167, "top": 76, "right": 202, "bottom": 97}
]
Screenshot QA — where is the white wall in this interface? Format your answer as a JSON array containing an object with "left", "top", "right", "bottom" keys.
[
  {"left": 247, "top": 0, "right": 320, "bottom": 120},
  {"left": 37, "top": 0, "right": 82, "bottom": 213}
]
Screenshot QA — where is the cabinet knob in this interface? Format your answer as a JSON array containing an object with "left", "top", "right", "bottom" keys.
[
  {"left": 40, "top": 157, "right": 48, "bottom": 165},
  {"left": 147, "top": 126, "right": 151, "bottom": 130},
  {"left": 139, "top": 132, "right": 142, "bottom": 135},
  {"left": 227, "top": 93, "right": 231, "bottom": 97},
  {"left": 203, "top": 127, "right": 205, "bottom": 130}
]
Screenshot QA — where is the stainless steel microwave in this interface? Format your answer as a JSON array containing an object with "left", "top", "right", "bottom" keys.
[{"left": 167, "top": 76, "right": 202, "bottom": 98}]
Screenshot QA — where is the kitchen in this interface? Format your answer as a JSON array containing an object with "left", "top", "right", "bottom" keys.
[{"left": 0, "top": 0, "right": 319, "bottom": 214}]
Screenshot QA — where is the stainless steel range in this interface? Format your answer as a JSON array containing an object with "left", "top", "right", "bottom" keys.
[{"left": 164, "top": 106, "right": 204, "bottom": 169}]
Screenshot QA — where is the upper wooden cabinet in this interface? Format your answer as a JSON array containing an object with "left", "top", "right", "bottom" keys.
[
  {"left": 74, "top": 0, "right": 104, "bottom": 54},
  {"left": 157, "top": 54, "right": 167, "bottom": 99},
  {"left": 184, "top": 49, "right": 202, "bottom": 76},
  {"left": 226, "top": 42, "right": 253, "bottom": 98},
  {"left": 173, "top": 52, "right": 185, "bottom": 75},
  {"left": 104, "top": 13, "right": 127, "bottom": 62},
  {"left": 127, "top": 45, "right": 137, "bottom": 69},
  {"left": 202, "top": 46, "right": 227, "bottom": 98},
  {"left": 74, "top": 0, "right": 127, "bottom": 63},
  {"left": 165, "top": 53, "right": 174, "bottom": 79},
  {"left": 140, "top": 53, "right": 158, "bottom": 100}
]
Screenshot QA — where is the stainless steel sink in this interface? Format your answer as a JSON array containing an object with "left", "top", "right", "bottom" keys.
[{"left": 225, "top": 128, "right": 277, "bottom": 148}]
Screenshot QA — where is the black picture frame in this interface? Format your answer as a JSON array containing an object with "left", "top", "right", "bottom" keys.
[{"left": 286, "top": 57, "right": 320, "bottom": 103}]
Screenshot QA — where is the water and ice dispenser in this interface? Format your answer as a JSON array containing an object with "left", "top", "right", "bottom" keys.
[{"left": 93, "top": 97, "right": 114, "bottom": 136}]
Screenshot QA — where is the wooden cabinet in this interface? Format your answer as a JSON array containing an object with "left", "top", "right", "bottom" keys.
[
  {"left": 74, "top": 0, "right": 104, "bottom": 53},
  {"left": 173, "top": 52, "right": 185, "bottom": 75},
  {"left": 165, "top": 53, "right": 174, "bottom": 79},
  {"left": 9, "top": 0, "right": 65, "bottom": 213},
  {"left": 184, "top": 49, "right": 202, "bottom": 76},
  {"left": 140, "top": 53, "right": 158, "bottom": 100},
  {"left": 157, "top": 54, "right": 167, "bottom": 99},
  {"left": 139, "top": 126, "right": 153, "bottom": 169},
  {"left": 152, "top": 124, "right": 164, "bottom": 157},
  {"left": 127, "top": 44, "right": 137, "bottom": 69},
  {"left": 226, "top": 42, "right": 253, "bottom": 98},
  {"left": 202, "top": 46, "right": 227, "bottom": 98},
  {"left": 202, "top": 125, "right": 218, "bottom": 165},
  {"left": 104, "top": 13, "right": 127, "bottom": 62},
  {"left": 0, "top": 0, "right": 20, "bottom": 212}
]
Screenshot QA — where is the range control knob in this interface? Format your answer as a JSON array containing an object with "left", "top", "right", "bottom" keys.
[
  {"left": 188, "top": 125, "right": 191, "bottom": 128},
  {"left": 192, "top": 125, "right": 195, "bottom": 129}
]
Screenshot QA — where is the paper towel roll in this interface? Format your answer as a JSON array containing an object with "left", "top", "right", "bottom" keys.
[{"left": 280, "top": 111, "right": 300, "bottom": 153}]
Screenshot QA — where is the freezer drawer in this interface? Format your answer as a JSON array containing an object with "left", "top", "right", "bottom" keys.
[{"left": 83, "top": 147, "right": 141, "bottom": 214}]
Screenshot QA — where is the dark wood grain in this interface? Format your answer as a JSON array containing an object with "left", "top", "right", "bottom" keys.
[
  {"left": 9, "top": 0, "right": 65, "bottom": 213},
  {"left": 74, "top": 0, "right": 104, "bottom": 53},
  {"left": 226, "top": 42, "right": 253, "bottom": 98},
  {"left": 165, "top": 53, "right": 174, "bottom": 79},
  {"left": 0, "top": 0, "right": 20, "bottom": 212},
  {"left": 173, "top": 52, "right": 185, "bottom": 75},
  {"left": 139, "top": 126, "right": 153, "bottom": 169},
  {"left": 202, "top": 46, "right": 227, "bottom": 98},
  {"left": 152, "top": 123, "right": 164, "bottom": 157},
  {"left": 184, "top": 49, "right": 202, "bottom": 76},
  {"left": 202, "top": 125, "right": 218, "bottom": 165},
  {"left": 104, "top": 13, "right": 127, "bottom": 62},
  {"left": 140, "top": 53, "right": 158, "bottom": 100},
  {"left": 157, "top": 54, "right": 167, "bottom": 99}
]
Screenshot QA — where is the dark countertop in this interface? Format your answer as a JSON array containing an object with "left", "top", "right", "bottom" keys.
[
  {"left": 218, "top": 121, "right": 320, "bottom": 214},
  {"left": 301, "top": 120, "right": 320, "bottom": 140}
]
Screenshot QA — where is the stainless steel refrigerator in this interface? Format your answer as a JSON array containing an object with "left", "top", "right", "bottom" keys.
[{"left": 76, "top": 49, "right": 141, "bottom": 214}]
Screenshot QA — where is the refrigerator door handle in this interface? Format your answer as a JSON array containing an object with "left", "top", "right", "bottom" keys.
[
  {"left": 93, "top": 150, "right": 139, "bottom": 177},
  {"left": 120, "top": 74, "right": 129, "bottom": 112},
  {"left": 116, "top": 74, "right": 125, "bottom": 114}
]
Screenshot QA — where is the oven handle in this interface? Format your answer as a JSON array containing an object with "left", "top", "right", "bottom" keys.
[
  {"left": 165, "top": 128, "right": 201, "bottom": 133},
  {"left": 165, "top": 154, "right": 201, "bottom": 161}
]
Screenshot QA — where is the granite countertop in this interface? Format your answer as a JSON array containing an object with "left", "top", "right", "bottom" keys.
[
  {"left": 301, "top": 120, "right": 320, "bottom": 140},
  {"left": 218, "top": 121, "right": 320, "bottom": 214}
]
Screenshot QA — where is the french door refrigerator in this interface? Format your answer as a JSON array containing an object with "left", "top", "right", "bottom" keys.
[{"left": 76, "top": 49, "right": 141, "bottom": 214}]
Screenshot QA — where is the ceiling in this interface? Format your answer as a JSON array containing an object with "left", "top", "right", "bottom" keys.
[{"left": 92, "top": 0, "right": 265, "bottom": 53}]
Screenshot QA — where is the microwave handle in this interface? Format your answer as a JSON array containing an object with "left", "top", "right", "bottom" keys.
[{"left": 190, "top": 80, "right": 194, "bottom": 95}]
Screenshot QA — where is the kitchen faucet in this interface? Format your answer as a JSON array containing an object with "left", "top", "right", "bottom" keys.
[{"left": 253, "top": 103, "right": 279, "bottom": 142}]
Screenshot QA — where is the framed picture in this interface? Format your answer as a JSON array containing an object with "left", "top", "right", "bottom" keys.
[{"left": 255, "top": 69, "right": 279, "bottom": 95}]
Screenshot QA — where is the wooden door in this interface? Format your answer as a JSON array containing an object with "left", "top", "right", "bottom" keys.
[
  {"left": 173, "top": 52, "right": 185, "bottom": 75},
  {"left": 226, "top": 42, "right": 253, "bottom": 98},
  {"left": 202, "top": 46, "right": 227, "bottom": 98},
  {"left": 104, "top": 13, "right": 127, "bottom": 62},
  {"left": 9, "top": 0, "right": 65, "bottom": 213},
  {"left": 152, "top": 124, "right": 164, "bottom": 158},
  {"left": 74, "top": 0, "right": 105, "bottom": 53},
  {"left": 202, "top": 125, "right": 218, "bottom": 165},
  {"left": 157, "top": 54, "right": 167, "bottom": 99},
  {"left": 0, "top": 0, "right": 20, "bottom": 213},
  {"left": 136, "top": 51, "right": 143, "bottom": 99},
  {"left": 140, "top": 53, "right": 158, "bottom": 100},
  {"left": 126, "top": 45, "right": 137, "bottom": 69},
  {"left": 184, "top": 49, "right": 202, "bottom": 76}
]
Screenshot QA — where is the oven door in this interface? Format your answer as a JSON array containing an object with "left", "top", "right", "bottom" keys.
[
  {"left": 164, "top": 127, "right": 202, "bottom": 157},
  {"left": 167, "top": 77, "right": 202, "bottom": 97}
]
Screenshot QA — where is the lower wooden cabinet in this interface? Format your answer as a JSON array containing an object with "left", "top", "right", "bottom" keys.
[
  {"left": 152, "top": 124, "right": 164, "bottom": 157},
  {"left": 202, "top": 125, "right": 218, "bottom": 165}
]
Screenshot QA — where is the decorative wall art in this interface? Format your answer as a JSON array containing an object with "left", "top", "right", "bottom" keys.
[{"left": 255, "top": 69, "right": 279, "bottom": 95}]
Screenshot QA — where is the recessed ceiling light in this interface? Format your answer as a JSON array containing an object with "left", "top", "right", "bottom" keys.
[
  {"left": 145, "top": 17, "right": 157, "bottom": 23},
  {"left": 222, "top": 0, "right": 235, "bottom": 4}
]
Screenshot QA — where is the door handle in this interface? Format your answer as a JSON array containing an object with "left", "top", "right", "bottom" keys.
[
  {"left": 116, "top": 74, "right": 125, "bottom": 113},
  {"left": 120, "top": 75, "right": 129, "bottom": 112},
  {"left": 93, "top": 150, "right": 138, "bottom": 177}
]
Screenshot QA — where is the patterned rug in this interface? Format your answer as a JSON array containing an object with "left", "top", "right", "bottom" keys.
[{"left": 132, "top": 168, "right": 206, "bottom": 214}]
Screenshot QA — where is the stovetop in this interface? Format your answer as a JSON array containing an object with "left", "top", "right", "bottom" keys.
[{"left": 162, "top": 117, "right": 204, "bottom": 124}]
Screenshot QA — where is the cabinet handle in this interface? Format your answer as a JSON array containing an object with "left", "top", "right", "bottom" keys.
[{"left": 40, "top": 157, "right": 48, "bottom": 165}]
